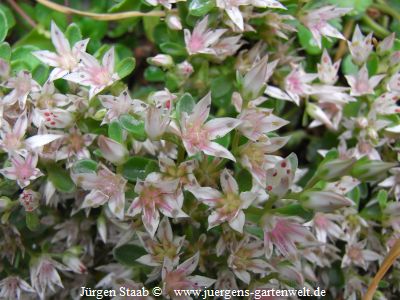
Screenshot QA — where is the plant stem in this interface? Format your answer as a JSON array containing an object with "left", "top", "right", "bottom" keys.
[
  {"left": 36, "top": 0, "right": 166, "bottom": 20},
  {"left": 304, "top": 174, "right": 319, "bottom": 190},
  {"left": 6, "top": 0, "right": 37, "bottom": 27},
  {"left": 177, "top": 145, "right": 185, "bottom": 163},
  {"left": 361, "top": 15, "right": 390, "bottom": 39},
  {"left": 364, "top": 239, "right": 400, "bottom": 300},
  {"left": 334, "top": 19, "right": 355, "bottom": 61},
  {"left": 231, "top": 130, "right": 240, "bottom": 154},
  {"left": 372, "top": 3, "right": 400, "bottom": 22}
]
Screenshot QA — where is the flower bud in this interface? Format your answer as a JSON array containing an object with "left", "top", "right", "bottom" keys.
[
  {"left": 367, "top": 127, "right": 378, "bottom": 141},
  {"left": 148, "top": 54, "right": 174, "bottom": 68},
  {"left": 306, "top": 102, "right": 333, "bottom": 129},
  {"left": 19, "top": 189, "right": 40, "bottom": 212},
  {"left": 316, "top": 158, "right": 357, "bottom": 181},
  {"left": 97, "top": 214, "right": 107, "bottom": 243},
  {"left": 377, "top": 33, "right": 395, "bottom": 55},
  {"left": 98, "top": 135, "right": 128, "bottom": 165},
  {"left": 62, "top": 254, "right": 87, "bottom": 274},
  {"left": 166, "top": 14, "right": 182, "bottom": 30},
  {"left": 301, "top": 190, "right": 354, "bottom": 212},
  {"left": 177, "top": 61, "right": 194, "bottom": 78},
  {"left": 231, "top": 92, "right": 243, "bottom": 113},
  {"left": 0, "top": 196, "right": 11, "bottom": 211},
  {"left": 242, "top": 55, "right": 269, "bottom": 101},
  {"left": 351, "top": 158, "right": 398, "bottom": 181},
  {"left": 356, "top": 117, "right": 368, "bottom": 129}
]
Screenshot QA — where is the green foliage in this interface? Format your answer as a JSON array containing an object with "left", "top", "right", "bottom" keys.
[{"left": 122, "top": 157, "right": 159, "bottom": 182}]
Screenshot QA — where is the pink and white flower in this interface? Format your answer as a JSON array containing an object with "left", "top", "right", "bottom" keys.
[
  {"left": 0, "top": 152, "right": 43, "bottom": 188},
  {"left": 318, "top": 49, "right": 341, "bottom": 84},
  {"left": 304, "top": 212, "right": 345, "bottom": 244},
  {"left": 184, "top": 16, "right": 227, "bottom": 55},
  {"left": 30, "top": 80, "right": 70, "bottom": 109},
  {"left": 179, "top": 92, "right": 241, "bottom": 161},
  {"left": 64, "top": 47, "right": 119, "bottom": 99},
  {"left": 341, "top": 239, "right": 381, "bottom": 270},
  {"left": 345, "top": 65, "right": 385, "bottom": 96},
  {"left": 263, "top": 215, "right": 314, "bottom": 258},
  {"left": 301, "top": 6, "right": 352, "bottom": 48},
  {"left": 136, "top": 217, "right": 185, "bottom": 268},
  {"left": 127, "top": 172, "right": 188, "bottom": 237},
  {"left": 72, "top": 164, "right": 127, "bottom": 220},
  {"left": 55, "top": 127, "right": 96, "bottom": 161},
  {"left": 228, "top": 236, "right": 271, "bottom": 284},
  {"left": 30, "top": 256, "right": 67, "bottom": 300},
  {"left": 159, "top": 156, "right": 198, "bottom": 187},
  {"left": 0, "top": 111, "right": 63, "bottom": 155},
  {"left": 238, "top": 107, "right": 288, "bottom": 141},
  {"left": 187, "top": 169, "right": 257, "bottom": 233},
  {"left": 145, "top": 105, "right": 171, "bottom": 140},
  {"left": 217, "top": 0, "right": 286, "bottom": 31},
  {"left": 32, "top": 21, "right": 89, "bottom": 81},
  {"left": 1, "top": 70, "right": 40, "bottom": 109},
  {"left": 348, "top": 25, "right": 374, "bottom": 65},
  {"left": 242, "top": 55, "right": 278, "bottom": 101},
  {"left": 239, "top": 136, "right": 290, "bottom": 185},
  {"left": 282, "top": 66, "right": 317, "bottom": 105},
  {"left": 99, "top": 90, "right": 148, "bottom": 124},
  {"left": 162, "top": 252, "right": 215, "bottom": 299},
  {"left": 0, "top": 276, "right": 35, "bottom": 300}
]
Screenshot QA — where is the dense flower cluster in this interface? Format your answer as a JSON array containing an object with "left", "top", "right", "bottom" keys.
[{"left": 0, "top": 0, "right": 400, "bottom": 299}]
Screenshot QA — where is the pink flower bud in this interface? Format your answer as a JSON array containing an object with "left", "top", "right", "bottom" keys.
[
  {"left": 98, "top": 135, "right": 128, "bottom": 165},
  {"left": 166, "top": 14, "right": 182, "bottom": 30},
  {"left": 148, "top": 54, "right": 174, "bottom": 68},
  {"left": 177, "top": 61, "right": 194, "bottom": 77},
  {"left": 62, "top": 255, "right": 87, "bottom": 274},
  {"left": 19, "top": 189, "right": 40, "bottom": 212},
  {"left": 301, "top": 190, "right": 354, "bottom": 212}
]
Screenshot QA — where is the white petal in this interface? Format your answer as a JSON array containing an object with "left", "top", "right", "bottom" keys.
[{"left": 25, "top": 134, "right": 63, "bottom": 149}]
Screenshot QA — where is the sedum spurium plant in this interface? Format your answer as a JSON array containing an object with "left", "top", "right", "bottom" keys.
[{"left": 0, "top": 0, "right": 400, "bottom": 299}]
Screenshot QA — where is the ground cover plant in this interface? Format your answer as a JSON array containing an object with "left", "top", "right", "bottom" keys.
[{"left": 0, "top": 0, "right": 400, "bottom": 299}]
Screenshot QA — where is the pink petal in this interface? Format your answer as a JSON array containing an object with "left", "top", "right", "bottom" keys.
[
  {"left": 202, "top": 141, "right": 236, "bottom": 161},
  {"left": 190, "top": 92, "right": 211, "bottom": 126},
  {"left": 32, "top": 50, "right": 60, "bottom": 68},
  {"left": 81, "top": 190, "right": 109, "bottom": 208},
  {"left": 102, "top": 47, "right": 115, "bottom": 74},
  {"left": 204, "top": 117, "right": 241, "bottom": 140},
  {"left": 51, "top": 21, "right": 71, "bottom": 55},
  {"left": 220, "top": 169, "right": 239, "bottom": 194}
]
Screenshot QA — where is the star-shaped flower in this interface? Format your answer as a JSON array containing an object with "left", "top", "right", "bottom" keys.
[
  {"left": 64, "top": 47, "right": 119, "bottom": 99},
  {"left": 33, "top": 21, "right": 89, "bottom": 81},
  {"left": 179, "top": 92, "right": 241, "bottom": 161}
]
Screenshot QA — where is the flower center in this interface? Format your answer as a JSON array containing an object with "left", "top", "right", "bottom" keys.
[
  {"left": 189, "top": 34, "right": 205, "bottom": 52},
  {"left": 185, "top": 123, "right": 209, "bottom": 148}
]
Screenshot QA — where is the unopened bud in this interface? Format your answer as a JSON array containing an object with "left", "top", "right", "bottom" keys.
[
  {"left": 356, "top": 117, "right": 368, "bottom": 129},
  {"left": 301, "top": 190, "right": 354, "bottom": 212},
  {"left": 98, "top": 135, "right": 128, "bottom": 165},
  {"left": 166, "top": 14, "right": 182, "bottom": 30},
  {"left": 62, "top": 254, "right": 87, "bottom": 274},
  {"left": 97, "top": 214, "right": 107, "bottom": 243},
  {"left": 177, "top": 61, "right": 194, "bottom": 78},
  {"left": 351, "top": 158, "right": 398, "bottom": 181},
  {"left": 148, "top": 54, "right": 174, "bottom": 68},
  {"left": 316, "top": 158, "right": 357, "bottom": 181},
  {"left": 19, "top": 190, "right": 40, "bottom": 212}
]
